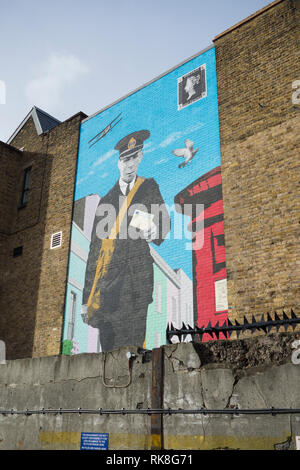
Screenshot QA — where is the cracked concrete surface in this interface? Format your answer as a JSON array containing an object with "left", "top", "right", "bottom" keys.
[
  {"left": 165, "top": 343, "right": 201, "bottom": 372},
  {"left": 163, "top": 334, "right": 300, "bottom": 450}
]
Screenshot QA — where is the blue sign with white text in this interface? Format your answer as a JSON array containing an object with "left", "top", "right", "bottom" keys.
[{"left": 80, "top": 432, "right": 109, "bottom": 450}]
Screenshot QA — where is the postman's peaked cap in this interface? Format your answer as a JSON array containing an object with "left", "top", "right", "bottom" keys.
[{"left": 115, "top": 130, "right": 150, "bottom": 159}]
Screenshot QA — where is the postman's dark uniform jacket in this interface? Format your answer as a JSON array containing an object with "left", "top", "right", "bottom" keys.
[{"left": 82, "top": 130, "right": 170, "bottom": 351}]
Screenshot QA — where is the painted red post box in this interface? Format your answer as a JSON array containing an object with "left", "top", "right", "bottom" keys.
[{"left": 175, "top": 166, "right": 228, "bottom": 341}]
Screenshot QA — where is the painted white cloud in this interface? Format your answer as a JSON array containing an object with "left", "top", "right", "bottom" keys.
[
  {"left": 25, "top": 53, "right": 89, "bottom": 109},
  {"left": 186, "top": 122, "right": 204, "bottom": 133},
  {"left": 92, "top": 149, "right": 116, "bottom": 168},
  {"left": 159, "top": 122, "right": 204, "bottom": 149},
  {"left": 155, "top": 158, "right": 169, "bottom": 165},
  {"left": 77, "top": 156, "right": 113, "bottom": 186},
  {"left": 77, "top": 175, "right": 89, "bottom": 186},
  {"left": 159, "top": 131, "right": 183, "bottom": 148}
]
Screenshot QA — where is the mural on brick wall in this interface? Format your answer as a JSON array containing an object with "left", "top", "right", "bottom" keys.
[{"left": 62, "top": 46, "right": 228, "bottom": 354}]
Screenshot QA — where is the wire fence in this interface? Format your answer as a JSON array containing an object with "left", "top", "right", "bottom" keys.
[{"left": 1, "top": 407, "right": 300, "bottom": 416}]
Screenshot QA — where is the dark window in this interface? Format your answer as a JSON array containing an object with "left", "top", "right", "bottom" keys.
[
  {"left": 13, "top": 246, "right": 23, "bottom": 257},
  {"left": 20, "top": 167, "right": 31, "bottom": 207}
]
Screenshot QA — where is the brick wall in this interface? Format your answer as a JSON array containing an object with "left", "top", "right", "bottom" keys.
[
  {"left": 0, "top": 143, "right": 22, "bottom": 233},
  {"left": 0, "top": 113, "right": 85, "bottom": 359},
  {"left": 0, "top": 139, "right": 46, "bottom": 359},
  {"left": 33, "top": 115, "right": 84, "bottom": 357},
  {"left": 0, "top": 143, "right": 22, "bottom": 301},
  {"left": 214, "top": 0, "right": 300, "bottom": 330}
]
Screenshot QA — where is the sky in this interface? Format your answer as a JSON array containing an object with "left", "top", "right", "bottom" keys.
[{"left": 0, "top": 0, "right": 272, "bottom": 143}]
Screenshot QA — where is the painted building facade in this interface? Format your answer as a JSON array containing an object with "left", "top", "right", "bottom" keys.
[
  {"left": 145, "top": 246, "right": 194, "bottom": 350},
  {"left": 62, "top": 196, "right": 194, "bottom": 353},
  {"left": 62, "top": 195, "right": 101, "bottom": 355}
]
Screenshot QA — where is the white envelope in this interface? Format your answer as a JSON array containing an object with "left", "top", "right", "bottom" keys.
[{"left": 130, "top": 209, "right": 154, "bottom": 231}]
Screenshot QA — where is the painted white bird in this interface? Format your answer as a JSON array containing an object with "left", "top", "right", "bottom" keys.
[{"left": 172, "top": 139, "right": 199, "bottom": 168}]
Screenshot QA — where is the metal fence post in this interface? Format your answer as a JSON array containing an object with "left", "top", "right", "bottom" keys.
[{"left": 151, "top": 347, "right": 164, "bottom": 450}]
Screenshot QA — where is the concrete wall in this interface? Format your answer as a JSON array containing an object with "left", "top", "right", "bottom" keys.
[
  {"left": 2, "top": 0, "right": 299, "bottom": 362},
  {"left": 0, "top": 333, "right": 299, "bottom": 450}
]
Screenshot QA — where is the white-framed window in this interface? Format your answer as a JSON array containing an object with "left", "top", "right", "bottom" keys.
[
  {"left": 96, "top": 330, "right": 102, "bottom": 353},
  {"left": 188, "top": 305, "right": 192, "bottom": 325},
  {"left": 172, "top": 297, "right": 177, "bottom": 324},
  {"left": 67, "top": 291, "right": 77, "bottom": 340},
  {"left": 155, "top": 282, "right": 162, "bottom": 313},
  {"left": 20, "top": 166, "right": 31, "bottom": 207}
]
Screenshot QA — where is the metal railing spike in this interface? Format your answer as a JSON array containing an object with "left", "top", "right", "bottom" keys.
[
  {"left": 166, "top": 309, "right": 299, "bottom": 343},
  {"left": 267, "top": 313, "right": 273, "bottom": 322}
]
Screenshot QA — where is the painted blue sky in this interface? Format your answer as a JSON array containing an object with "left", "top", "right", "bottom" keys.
[
  {"left": 76, "top": 46, "right": 220, "bottom": 279},
  {"left": 1, "top": 0, "right": 272, "bottom": 142}
]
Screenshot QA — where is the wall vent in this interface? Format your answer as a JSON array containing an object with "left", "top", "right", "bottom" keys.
[
  {"left": 50, "top": 231, "right": 62, "bottom": 249},
  {"left": 13, "top": 246, "right": 23, "bottom": 257}
]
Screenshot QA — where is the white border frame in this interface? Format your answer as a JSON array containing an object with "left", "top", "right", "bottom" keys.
[{"left": 177, "top": 64, "right": 207, "bottom": 111}]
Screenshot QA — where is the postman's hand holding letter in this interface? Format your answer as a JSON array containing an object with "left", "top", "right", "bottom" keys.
[{"left": 143, "top": 222, "right": 157, "bottom": 243}]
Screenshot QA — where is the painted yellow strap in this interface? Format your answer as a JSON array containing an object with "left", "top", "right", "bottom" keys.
[{"left": 109, "top": 176, "right": 144, "bottom": 239}]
